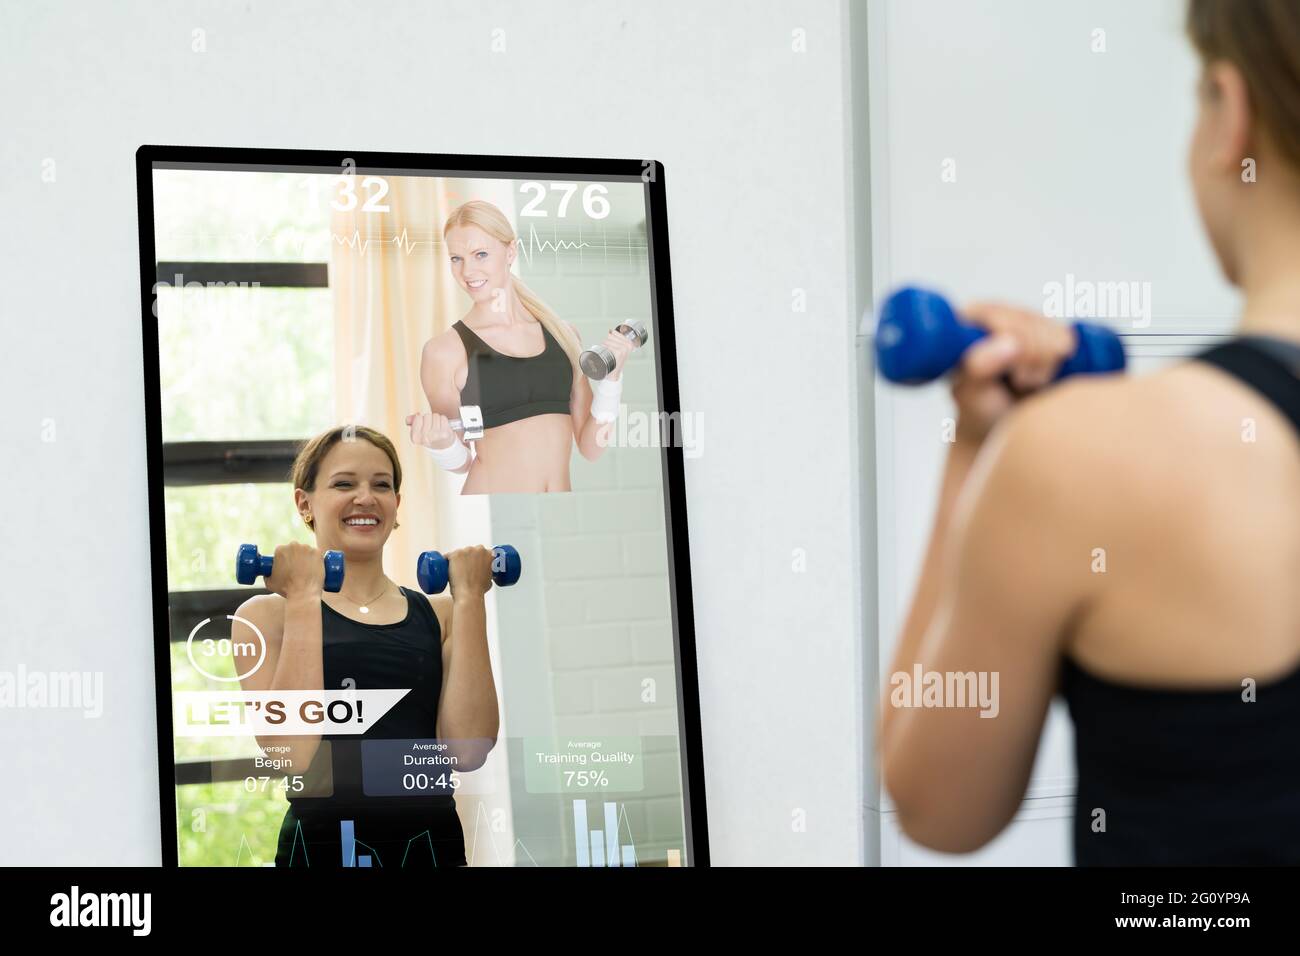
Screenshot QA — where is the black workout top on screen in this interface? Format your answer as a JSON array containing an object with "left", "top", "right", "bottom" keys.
[
  {"left": 1060, "top": 334, "right": 1300, "bottom": 866},
  {"left": 275, "top": 587, "right": 466, "bottom": 868},
  {"left": 453, "top": 318, "right": 573, "bottom": 428}
]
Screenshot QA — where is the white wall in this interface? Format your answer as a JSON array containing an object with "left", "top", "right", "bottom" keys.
[
  {"left": 0, "top": 0, "right": 869, "bottom": 865},
  {"left": 864, "top": 0, "right": 1239, "bottom": 863}
]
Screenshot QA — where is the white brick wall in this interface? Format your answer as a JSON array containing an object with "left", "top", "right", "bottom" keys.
[{"left": 489, "top": 200, "right": 686, "bottom": 864}]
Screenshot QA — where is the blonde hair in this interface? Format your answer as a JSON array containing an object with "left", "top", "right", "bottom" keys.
[{"left": 442, "top": 200, "right": 582, "bottom": 368}]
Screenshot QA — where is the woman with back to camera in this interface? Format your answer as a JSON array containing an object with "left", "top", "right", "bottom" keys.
[
  {"left": 231, "top": 425, "right": 500, "bottom": 867},
  {"left": 406, "top": 199, "right": 637, "bottom": 493},
  {"left": 880, "top": 0, "right": 1300, "bottom": 864}
]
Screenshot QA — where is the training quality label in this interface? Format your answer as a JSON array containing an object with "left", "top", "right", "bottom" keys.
[{"left": 523, "top": 737, "right": 644, "bottom": 794}]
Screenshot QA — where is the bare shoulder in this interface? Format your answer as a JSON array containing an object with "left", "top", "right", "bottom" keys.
[
  {"left": 995, "top": 360, "right": 1298, "bottom": 532},
  {"left": 420, "top": 329, "right": 469, "bottom": 398},
  {"left": 1157, "top": 355, "right": 1300, "bottom": 448},
  {"left": 981, "top": 373, "right": 1177, "bottom": 535},
  {"left": 232, "top": 592, "right": 287, "bottom": 643},
  {"left": 424, "top": 591, "right": 454, "bottom": 644},
  {"left": 987, "top": 374, "right": 1135, "bottom": 476},
  {"left": 1009, "top": 372, "right": 1144, "bottom": 458},
  {"left": 423, "top": 326, "right": 465, "bottom": 365},
  {"left": 1090, "top": 359, "right": 1300, "bottom": 471},
  {"left": 1017, "top": 358, "right": 1300, "bottom": 676}
]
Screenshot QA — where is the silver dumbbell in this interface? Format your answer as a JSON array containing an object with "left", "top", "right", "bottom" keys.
[
  {"left": 448, "top": 405, "right": 484, "bottom": 441},
  {"left": 579, "top": 321, "right": 649, "bottom": 381}
]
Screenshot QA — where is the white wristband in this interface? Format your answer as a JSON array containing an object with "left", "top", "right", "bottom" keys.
[
  {"left": 590, "top": 375, "right": 623, "bottom": 424},
  {"left": 425, "top": 434, "right": 471, "bottom": 471}
]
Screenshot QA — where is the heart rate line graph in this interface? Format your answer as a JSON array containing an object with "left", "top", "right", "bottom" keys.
[
  {"left": 236, "top": 817, "right": 445, "bottom": 867},
  {"left": 161, "top": 222, "right": 647, "bottom": 265},
  {"left": 465, "top": 801, "right": 542, "bottom": 867}
]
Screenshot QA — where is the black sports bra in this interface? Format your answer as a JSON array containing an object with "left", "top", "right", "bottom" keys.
[
  {"left": 288, "top": 587, "right": 454, "bottom": 811},
  {"left": 1060, "top": 333, "right": 1300, "bottom": 865},
  {"left": 452, "top": 319, "right": 573, "bottom": 429}
]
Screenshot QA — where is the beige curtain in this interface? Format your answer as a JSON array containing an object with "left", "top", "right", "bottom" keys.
[
  {"left": 328, "top": 174, "right": 464, "bottom": 582},
  {"left": 327, "top": 174, "right": 518, "bottom": 863}
]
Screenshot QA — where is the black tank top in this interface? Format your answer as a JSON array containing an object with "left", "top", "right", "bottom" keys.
[
  {"left": 275, "top": 587, "right": 465, "bottom": 867},
  {"left": 1060, "top": 334, "right": 1300, "bottom": 865},
  {"left": 453, "top": 318, "right": 573, "bottom": 428}
]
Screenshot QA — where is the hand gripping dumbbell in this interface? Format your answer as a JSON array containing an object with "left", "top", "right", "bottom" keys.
[
  {"left": 236, "top": 544, "right": 345, "bottom": 592},
  {"left": 447, "top": 405, "right": 484, "bottom": 441},
  {"left": 416, "top": 545, "right": 522, "bottom": 595},
  {"left": 580, "top": 321, "right": 649, "bottom": 380},
  {"left": 875, "top": 287, "right": 1126, "bottom": 385}
]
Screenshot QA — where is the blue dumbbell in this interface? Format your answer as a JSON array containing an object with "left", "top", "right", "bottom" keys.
[
  {"left": 875, "top": 286, "right": 1126, "bottom": 385},
  {"left": 417, "top": 545, "right": 522, "bottom": 595},
  {"left": 236, "top": 543, "right": 345, "bottom": 593}
]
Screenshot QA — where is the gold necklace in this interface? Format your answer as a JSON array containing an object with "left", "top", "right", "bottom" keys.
[{"left": 343, "top": 580, "right": 391, "bottom": 615}]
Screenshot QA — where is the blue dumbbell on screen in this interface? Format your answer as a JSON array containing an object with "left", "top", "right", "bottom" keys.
[
  {"left": 417, "top": 545, "right": 522, "bottom": 595},
  {"left": 236, "top": 543, "right": 345, "bottom": 593},
  {"left": 875, "top": 286, "right": 1126, "bottom": 385}
]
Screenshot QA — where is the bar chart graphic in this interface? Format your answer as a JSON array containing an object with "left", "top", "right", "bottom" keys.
[
  {"left": 340, "top": 819, "right": 378, "bottom": 867},
  {"left": 573, "top": 799, "right": 638, "bottom": 867},
  {"left": 339, "top": 819, "right": 442, "bottom": 867}
]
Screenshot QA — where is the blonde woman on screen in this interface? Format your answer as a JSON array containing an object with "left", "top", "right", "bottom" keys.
[{"left": 406, "top": 200, "right": 637, "bottom": 493}]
